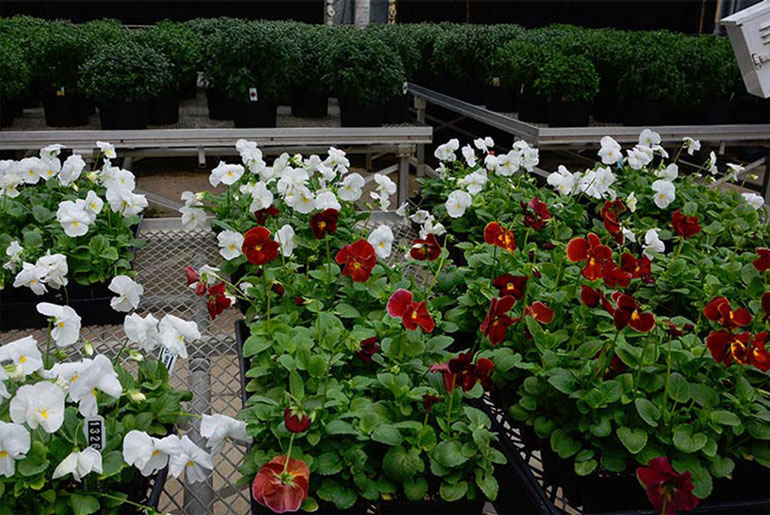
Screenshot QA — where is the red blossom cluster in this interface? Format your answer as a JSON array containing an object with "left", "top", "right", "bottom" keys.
[
  {"left": 600, "top": 199, "right": 625, "bottom": 244},
  {"left": 703, "top": 297, "right": 769, "bottom": 371},
  {"left": 429, "top": 352, "right": 494, "bottom": 393},
  {"left": 184, "top": 266, "right": 232, "bottom": 320},
  {"left": 753, "top": 248, "right": 770, "bottom": 272},
  {"left": 479, "top": 295, "right": 554, "bottom": 345},
  {"left": 567, "top": 233, "right": 612, "bottom": 281},
  {"left": 410, "top": 234, "right": 442, "bottom": 261},
  {"left": 636, "top": 457, "right": 700, "bottom": 514},
  {"left": 521, "top": 197, "right": 551, "bottom": 231},
  {"left": 484, "top": 222, "right": 516, "bottom": 253},
  {"left": 581, "top": 287, "right": 655, "bottom": 332},
  {"left": 335, "top": 240, "right": 376, "bottom": 282},
  {"left": 671, "top": 210, "right": 701, "bottom": 239},
  {"left": 253, "top": 205, "right": 279, "bottom": 225},
  {"left": 310, "top": 209, "right": 339, "bottom": 239},
  {"left": 243, "top": 226, "right": 280, "bottom": 265},
  {"left": 252, "top": 455, "right": 310, "bottom": 513},
  {"left": 492, "top": 273, "right": 528, "bottom": 299},
  {"left": 356, "top": 337, "right": 379, "bottom": 363},
  {"left": 387, "top": 289, "right": 435, "bottom": 333}
]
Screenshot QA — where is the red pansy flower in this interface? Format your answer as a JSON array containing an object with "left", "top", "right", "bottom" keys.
[
  {"left": 620, "top": 253, "right": 654, "bottom": 283},
  {"left": 479, "top": 296, "right": 517, "bottom": 345},
  {"left": 581, "top": 285, "right": 601, "bottom": 308},
  {"left": 271, "top": 283, "right": 285, "bottom": 296},
  {"left": 636, "top": 457, "right": 700, "bottom": 515},
  {"left": 705, "top": 330, "right": 770, "bottom": 371},
  {"left": 310, "top": 209, "right": 339, "bottom": 239},
  {"left": 602, "top": 260, "right": 632, "bottom": 289},
  {"left": 356, "top": 337, "right": 379, "bottom": 363},
  {"left": 254, "top": 205, "right": 280, "bottom": 225},
  {"left": 294, "top": 297, "right": 305, "bottom": 306},
  {"left": 429, "top": 353, "right": 494, "bottom": 393},
  {"left": 595, "top": 349, "right": 628, "bottom": 376},
  {"left": 243, "top": 227, "right": 280, "bottom": 265},
  {"left": 566, "top": 233, "right": 612, "bottom": 281},
  {"left": 492, "top": 274, "right": 528, "bottom": 300},
  {"left": 252, "top": 455, "right": 310, "bottom": 514},
  {"left": 762, "top": 292, "right": 770, "bottom": 322},
  {"left": 422, "top": 394, "right": 443, "bottom": 412},
  {"left": 671, "top": 210, "right": 701, "bottom": 240},
  {"left": 600, "top": 199, "right": 625, "bottom": 243},
  {"left": 661, "top": 319, "right": 694, "bottom": 337},
  {"left": 387, "top": 289, "right": 435, "bottom": 333},
  {"left": 525, "top": 301, "right": 554, "bottom": 324},
  {"left": 753, "top": 248, "right": 770, "bottom": 272},
  {"left": 703, "top": 297, "right": 752, "bottom": 329},
  {"left": 410, "top": 234, "right": 442, "bottom": 261},
  {"left": 284, "top": 407, "right": 311, "bottom": 433},
  {"left": 749, "top": 332, "right": 770, "bottom": 372},
  {"left": 206, "top": 282, "right": 232, "bottom": 321},
  {"left": 484, "top": 222, "right": 516, "bottom": 253},
  {"left": 184, "top": 266, "right": 207, "bottom": 297},
  {"left": 610, "top": 292, "right": 655, "bottom": 332},
  {"left": 335, "top": 240, "right": 376, "bottom": 283},
  {"left": 522, "top": 197, "right": 551, "bottom": 231}
]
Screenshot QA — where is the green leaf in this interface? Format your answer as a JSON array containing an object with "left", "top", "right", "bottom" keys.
[
  {"left": 70, "top": 494, "right": 100, "bottom": 515},
  {"left": 574, "top": 460, "right": 598, "bottom": 476},
  {"left": 673, "top": 424, "right": 707, "bottom": 453},
  {"left": 288, "top": 371, "right": 304, "bottom": 400},
  {"left": 475, "top": 469, "right": 499, "bottom": 500},
  {"left": 326, "top": 420, "right": 358, "bottom": 436},
  {"left": 371, "top": 424, "right": 402, "bottom": 446},
  {"left": 307, "top": 356, "right": 327, "bottom": 378},
  {"left": 32, "top": 205, "right": 54, "bottom": 224},
  {"left": 417, "top": 425, "right": 437, "bottom": 451},
  {"left": 301, "top": 497, "right": 319, "bottom": 512},
  {"left": 550, "top": 429, "right": 580, "bottom": 458},
  {"left": 99, "top": 451, "right": 125, "bottom": 478},
  {"left": 383, "top": 446, "right": 422, "bottom": 482},
  {"left": 634, "top": 398, "right": 661, "bottom": 428},
  {"left": 709, "top": 455, "right": 735, "bottom": 478},
  {"left": 439, "top": 480, "right": 468, "bottom": 502},
  {"left": 335, "top": 303, "right": 360, "bottom": 318},
  {"left": 315, "top": 452, "right": 344, "bottom": 476},
  {"left": 668, "top": 373, "right": 690, "bottom": 403},
  {"left": 434, "top": 440, "right": 470, "bottom": 468},
  {"left": 710, "top": 410, "right": 740, "bottom": 427},
  {"left": 617, "top": 426, "right": 647, "bottom": 454},
  {"left": 404, "top": 477, "right": 429, "bottom": 501}
]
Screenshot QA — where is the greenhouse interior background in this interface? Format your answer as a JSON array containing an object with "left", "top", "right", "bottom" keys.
[{"left": 1, "top": 0, "right": 769, "bottom": 514}]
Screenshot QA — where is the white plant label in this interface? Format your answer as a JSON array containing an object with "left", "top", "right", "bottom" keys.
[
  {"left": 160, "top": 347, "right": 178, "bottom": 374},
  {"left": 492, "top": 77, "right": 501, "bottom": 87},
  {"left": 249, "top": 88, "right": 258, "bottom": 102},
  {"left": 402, "top": 81, "right": 408, "bottom": 96},
  {"left": 84, "top": 415, "right": 105, "bottom": 451}
]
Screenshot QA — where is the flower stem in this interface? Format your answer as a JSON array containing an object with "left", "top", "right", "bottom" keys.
[
  {"left": 661, "top": 335, "right": 674, "bottom": 420},
  {"left": 425, "top": 251, "right": 447, "bottom": 300},
  {"left": 113, "top": 337, "right": 130, "bottom": 365},
  {"left": 44, "top": 320, "right": 52, "bottom": 369},
  {"left": 599, "top": 330, "right": 621, "bottom": 377},
  {"left": 673, "top": 238, "right": 685, "bottom": 261},
  {"left": 90, "top": 492, "right": 153, "bottom": 512},
  {"left": 282, "top": 433, "right": 296, "bottom": 476},
  {"left": 262, "top": 269, "right": 271, "bottom": 333},
  {"left": 325, "top": 237, "right": 332, "bottom": 281},
  {"left": 489, "top": 245, "right": 498, "bottom": 282},
  {"left": 445, "top": 376, "right": 456, "bottom": 437}
]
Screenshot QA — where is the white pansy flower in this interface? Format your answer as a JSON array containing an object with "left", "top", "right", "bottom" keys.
[
  {"left": 434, "top": 139, "right": 459, "bottom": 162},
  {"left": 36, "top": 303, "right": 81, "bottom": 347},
  {"left": 484, "top": 153, "right": 498, "bottom": 173},
  {"left": 655, "top": 163, "right": 678, "bottom": 182},
  {"left": 40, "top": 144, "right": 65, "bottom": 159},
  {"left": 514, "top": 140, "right": 540, "bottom": 171},
  {"left": 168, "top": 435, "right": 213, "bottom": 484},
  {"left": 108, "top": 275, "right": 143, "bottom": 312},
  {"left": 626, "top": 192, "right": 638, "bottom": 212},
  {"left": 19, "top": 157, "right": 46, "bottom": 185},
  {"left": 4, "top": 241, "right": 23, "bottom": 271},
  {"left": 598, "top": 136, "right": 622, "bottom": 165},
  {"left": 249, "top": 181, "right": 273, "bottom": 212},
  {"left": 547, "top": 165, "right": 576, "bottom": 196},
  {"left": 106, "top": 188, "right": 147, "bottom": 216},
  {"left": 338, "top": 173, "right": 364, "bottom": 202},
  {"left": 410, "top": 210, "right": 431, "bottom": 224},
  {"left": 52, "top": 447, "right": 102, "bottom": 482},
  {"left": 622, "top": 226, "right": 636, "bottom": 243},
  {"left": 315, "top": 190, "right": 341, "bottom": 211},
  {"left": 264, "top": 153, "right": 291, "bottom": 183},
  {"left": 496, "top": 150, "right": 520, "bottom": 176},
  {"left": 395, "top": 202, "right": 409, "bottom": 217},
  {"left": 373, "top": 174, "right": 397, "bottom": 210},
  {"left": 285, "top": 186, "right": 315, "bottom": 214},
  {"left": 651, "top": 179, "right": 676, "bottom": 209},
  {"left": 445, "top": 190, "right": 472, "bottom": 218},
  {"left": 726, "top": 163, "right": 744, "bottom": 181},
  {"left": 461, "top": 145, "right": 477, "bottom": 167},
  {"left": 276, "top": 168, "right": 309, "bottom": 196},
  {"left": 200, "top": 414, "right": 250, "bottom": 454},
  {"left": 36, "top": 253, "right": 68, "bottom": 289},
  {"left": 742, "top": 192, "right": 764, "bottom": 210},
  {"left": 209, "top": 162, "right": 244, "bottom": 187},
  {"left": 638, "top": 129, "right": 661, "bottom": 148},
  {"left": 643, "top": 229, "right": 665, "bottom": 259},
  {"left": 368, "top": 225, "right": 394, "bottom": 259},
  {"left": 474, "top": 137, "right": 494, "bottom": 153},
  {"left": 56, "top": 200, "right": 91, "bottom": 237},
  {"left": 324, "top": 147, "right": 350, "bottom": 171},
  {"left": 84, "top": 191, "right": 103, "bottom": 221},
  {"left": 181, "top": 190, "right": 204, "bottom": 208},
  {"left": 707, "top": 151, "right": 718, "bottom": 175},
  {"left": 275, "top": 224, "right": 296, "bottom": 258},
  {"left": 682, "top": 137, "right": 701, "bottom": 155},
  {"left": 58, "top": 154, "right": 86, "bottom": 186},
  {"left": 123, "top": 431, "right": 181, "bottom": 477},
  {"left": 159, "top": 315, "right": 201, "bottom": 359},
  {"left": 13, "top": 262, "right": 49, "bottom": 295},
  {"left": 40, "top": 156, "right": 61, "bottom": 181},
  {"left": 103, "top": 168, "right": 135, "bottom": 192},
  {"left": 626, "top": 145, "right": 654, "bottom": 170},
  {"left": 459, "top": 170, "right": 487, "bottom": 196},
  {"left": 0, "top": 422, "right": 30, "bottom": 477},
  {"left": 124, "top": 313, "right": 161, "bottom": 352},
  {"left": 68, "top": 354, "right": 122, "bottom": 417},
  {"left": 217, "top": 231, "right": 244, "bottom": 261},
  {"left": 303, "top": 154, "right": 323, "bottom": 176},
  {"left": 420, "top": 219, "right": 446, "bottom": 240},
  {"left": 10, "top": 382, "right": 66, "bottom": 433},
  {"left": 235, "top": 140, "right": 266, "bottom": 173},
  {"left": 96, "top": 141, "right": 117, "bottom": 159},
  {"left": 180, "top": 206, "right": 207, "bottom": 231},
  {"left": 581, "top": 167, "right": 616, "bottom": 199},
  {"left": 0, "top": 336, "right": 43, "bottom": 376},
  {"left": 0, "top": 166, "right": 22, "bottom": 198}
]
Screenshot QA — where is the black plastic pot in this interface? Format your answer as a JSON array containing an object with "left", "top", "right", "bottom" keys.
[
  {"left": 546, "top": 100, "right": 591, "bottom": 127},
  {"left": 484, "top": 84, "right": 518, "bottom": 112},
  {"left": 339, "top": 97, "right": 383, "bottom": 127},
  {"left": 1, "top": 99, "right": 19, "bottom": 127},
  {"left": 179, "top": 75, "right": 198, "bottom": 99},
  {"left": 206, "top": 88, "right": 234, "bottom": 120},
  {"left": 0, "top": 218, "right": 143, "bottom": 331},
  {"left": 381, "top": 94, "right": 410, "bottom": 124},
  {"left": 517, "top": 89, "right": 548, "bottom": 123},
  {"left": 698, "top": 99, "right": 730, "bottom": 125},
  {"left": 593, "top": 90, "right": 625, "bottom": 123},
  {"left": 291, "top": 90, "right": 329, "bottom": 118},
  {"left": 148, "top": 93, "right": 180, "bottom": 125},
  {"left": 125, "top": 466, "right": 168, "bottom": 512},
  {"left": 42, "top": 91, "right": 90, "bottom": 127},
  {"left": 626, "top": 100, "right": 668, "bottom": 127},
  {"left": 378, "top": 499, "right": 485, "bottom": 514},
  {"left": 233, "top": 98, "right": 278, "bottom": 128},
  {"left": 98, "top": 100, "right": 149, "bottom": 130}
]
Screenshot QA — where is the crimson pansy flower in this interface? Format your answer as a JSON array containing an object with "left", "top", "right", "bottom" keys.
[
  {"left": 524, "top": 301, "right": 554, "bottom": 324},
  {"left": 356, "top": 337, "right": 379, "bottom": 363},
  {"left": 422, "top": 394, "right": 443, "bottom": 411},
  {"left": 600, "top": 199, "right": 625, "bottom": 243},
  {"left": 254, "top": 205, "right": 279, "bottom": 225},
  {"left": 206, "top": 282, "right": 232, "bottom": 321},
  {"left": 387, "top": 289, "right": 435, "bottom": 333},
  {"left": 706, "top": 330, "right": 770, "bottom": 371},
  {"left": 484, "top": 222, "right": 516, "bottom": 253},
  {"left": 243, "top": 227, "right": 280, "bottom": 265},
  {"left": 410, "top": 234, "right": 442, "bottom": 261},
  {"left": 284, "top": 407, "right": 311, "bottom": 433},
  {"left": 703, "top": 297, "right": 752, "bottom": 329},
  {"left": 671, "top": 210, "right": 701, "bottom": 239},
  {"left": 479, "top": 296, "right": 517, "bottom": 345},
  {"left": 636, "top": 457, "right": 700, "bottom": 514},
  {"left": 620, "top": 253, "right": 653, "bottom": 283},
  {"left": 310, "top": 208, "right": 339, "bottom": 239},
  {"left": 492, "top": 273, "right": 528, "bottom": 300},
  {"left": 252, "top": 455, "right": 310, "bottom": 514},
  {"left": 609, "top": 292, "right": 655, "bottom": 332},
  {"left": 602, "top": 260, "right": 632, "bottom": 289},
  {"left": 522, "top": 197, "right": 551, "bottom": 231},
  {"left": 429, "top": 353, "right": 494, "bottom": 393},
  {"left": 335, "top": 240, "right": 376, "bottom": 283},
  {"left": 753, "top": 248, "right": 770, "bottom": 272},
  {"left": 184, "top": 266, "right": 207, "bottom": 296},
  {"left": 566, "top": 233, "right": 612, "bottom": 281}
]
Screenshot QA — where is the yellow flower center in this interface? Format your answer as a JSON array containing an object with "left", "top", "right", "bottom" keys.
[
  {"left": 71, "top": 374, "right": 78, "bottom": 383},
  {"left": 187, "top": 460, "right": 195, "bottom": 467},
  {"left": 73, "top": 221, "right": 79, "bottom": 227},
  {"left": 318, "top": 221, "right": 326, "bottom": 230},
  {"left": 19, "top": 356, "right": 26, "bottom": 363},
  {"left": 0, "top": 450, "right": 7, "bottom": 458},
  {"left": 411, "top": 311, "right": 418, "bottom": 320},
  {"left": 91, "top": 388, "right": 97, "bottom": 396},
  {"left": 631, "top": 311, "right": 640, "bottom": 321},
  {"left": 39, "top": 410, "right": 48, "bottom": 419},
  {"left": 58, "top": 321, "right": 65, "bottom": 328},
  {"left": 152, "top": 450, "right": 160, "bottom": 456}
]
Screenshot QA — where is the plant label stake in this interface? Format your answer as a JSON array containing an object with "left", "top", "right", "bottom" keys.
[
  {"left": 160, "top": 347, "right": 178, "bottom": 374},
  {"left": 84, "top": 415, "right": 105, "bottom": 451},
  {"left": 402, "top": 81, "right": 408, "bottom": 96},
  {"left": 249, "top": 88, "right": 258, "bottom": 102},
  {"left": 56, "top": 87, "right": 66, "bottom": 97}
]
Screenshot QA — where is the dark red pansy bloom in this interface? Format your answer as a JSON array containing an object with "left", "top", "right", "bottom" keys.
[
  {"left": 184, "top": 266, "right": 207, "bottom": 296},
  {"left": 707, "top": 330, "right": 770, "bottom": 372},
  {"left": 429, "top": 353, "right": 494, "bottom": 393},
  {"left": 422, "top": 394, "right": 443, "bottom": 412},
  {"left": 492, "top": 273, "right": 528, "bottom": 300},
  {"left": 595, "top": 350, "right": 628, "bottom": 376},
  {"left": 271, "top": 283, "right": 285, "bottom": 296},
  {"left": 243, "top": 227, "right": 280, "bottom": 265},
  {"left": 310, "top": 208, "right": 339, "bottom": 239},
  {"left": 284, "top": 407, "right": 311, "bottom": 433},
  {"left": 252, "top": 455, "right": 310, "bottom": 514},
  {"left": 749, "top": 332, "right": 770, "bottom": 372},
  {"left": 661, "top": 319, "right": 694, "bottom": 337},
  {"left": 387, "top": 289, "right": 435, "bottom": 333},
  {"left": 671, "top": 210, "right": 701, "bottom": 240},
  {"left": 703, "top": 297, "right": 753, "bottom": 329},
  {"left": 479, "top": 296, "right": 517, "bottom": 345},
  {"left": 611, "top": 292, "right": 655, "bottom": 332},
  {"left": 294, "top": 296, "right": 305, "bottom": 306},
  {"left": 410, "top": 234, "right": 442, "bottom": 261},
  {"left": 522, "top": 197, "right": 551, "bottom": 231},
  {"left": 335, "top": 239, "right": 377, "bottom": 283},
  {"left": 356, "top": 337, "right": 379, "bottom": 363},
  {"left": 753, "top": 248, "right": 770, "bottom": 272},
  {"left": 620, "top": 253, "right": 654, "bottom": 284},
  {"left": 206, "top": 282, "right": 232, "bottom": 320},
  {"left": 762, "top": 292, "right": 770, "bottom": 322},
  {"left": 566, "top": 233, "right": 613, "bottom": 281},
  {"left": 581, "top": 285, "right": 601, "bottom": 308},
  {"left": 600, "top": 199, "right": 625, "bottom": 243},
  {"left": 636, "top": 457, "right": 700, "bottom": 515},
  {"left": 484, "top": 222, "right": 516, "bottom": 253},
  {"left": 525, "top": 301, "right": 555, "bottom": 324},
  {"left": 602, "top": 260, "right": 632, "bottom": 289},
  {"left": 253, "top": 205, "right": 280, "bottom": 225}
]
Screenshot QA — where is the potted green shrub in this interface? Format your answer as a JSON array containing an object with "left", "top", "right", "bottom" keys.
[
  {"left": 582, "top": 28, "right": 634, "bottom": 122},
  {"left": 430, "top": 24, "right": 487, "bottom": 104},
  {"left": 0, "top": 35, "right": 30, "bottom": 127},
  {"left": 534, "top": 53, "right": 599, "bottom": 127},
  {"left": 491, "top": 37, "right": 552, "bottom": 123},
  {"left": 0, "top": 16, "right": 48, "bottom": 110},
  {"left": 323, "top": 30, "right": 405, "bottom": 127},
  {"left": 678, "top": 36, "right": 738, "bottom": 125},
  {"left": 290, "top": 23, "right": 334, "bottom": 118},
  {"left": 80, "top": 40, "right": 173, "bottom": 130},
  {"left": 367, "top": 24, "right": 422, "bottom": 123},
  {"left": 482, "top": 25, "right": 526, "bottom": 112}
]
